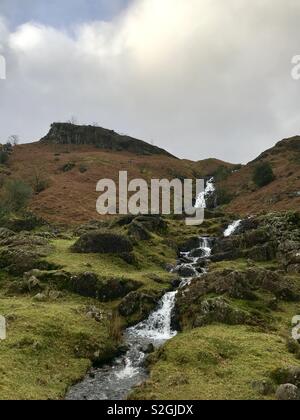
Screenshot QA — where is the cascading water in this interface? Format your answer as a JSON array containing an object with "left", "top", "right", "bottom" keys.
[
  {"left": 195, "top": 177, "right": 215, "bottom": 209},
  {"left": 66, "top": 237, "right": 212, "bottom": 401},
  {"left": 224, "top": 220, "right": 242, "bottom": 237}
]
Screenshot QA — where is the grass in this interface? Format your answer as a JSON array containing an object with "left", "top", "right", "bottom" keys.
[
  {"left": 210, "top": 259, "right": 280, "bottom": 272},
  {"left": 45, "top": 237, "right": 177, "bottom": 293},
  {"left": 130, "top": 324, "right": 300, "bottom": 400},
  {"left": 0, "top": 292, "right": 117, "bottom": 400}
]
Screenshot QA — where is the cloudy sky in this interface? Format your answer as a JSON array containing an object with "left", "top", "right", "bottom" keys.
[{"left": 0, "top": 0, "right": 300, "bottom": 163}]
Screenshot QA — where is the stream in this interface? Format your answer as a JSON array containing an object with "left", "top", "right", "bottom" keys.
[{"left": 66, "top": 236, "right": 213, "bottom": 401}]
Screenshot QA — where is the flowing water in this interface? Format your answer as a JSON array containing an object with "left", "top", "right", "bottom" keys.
[
  {"left": 224, "top": 220, "right": 242, "bottom": 237},
  {"left": 66, "top": 237, "right": 212, "bottom": 401},
  {"left": 195, "top": 177, "right": 215, "bottom": 209}
]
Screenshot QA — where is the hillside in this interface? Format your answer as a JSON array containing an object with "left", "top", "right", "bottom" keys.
[
  {"left": 1, "top": 126, "right": 300, "bottom": 224},
  {"left": 2, "top": 125, "right": 235, "bottom": 224},
  {"left": 216, "top": 136, "right": 300, "bottom": 215}
]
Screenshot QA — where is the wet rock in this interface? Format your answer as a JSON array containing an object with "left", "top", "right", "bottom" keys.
[
  {"left": 190, "top": 248, "right": 206, "bottom": 258},
  {"left": 165, "top": 263, "right": 175, "bottom": 273},
  {"left": 140, "top": 343, "right": 155, "bottom": 354},
  {"left": 178, "top": 237, "right": 200, "bottom": 253},
  {"left": 174, "top": 265, "right": 197, "bottom": 278},
  {"left": 118, "top": 291, "right": 158, "bottom": 318},
  {"left": 72, "top": 231, "right": 133, "bottom": 254},
  {"left": 276, "top": 384, "right": 300, "bottom": 400}
]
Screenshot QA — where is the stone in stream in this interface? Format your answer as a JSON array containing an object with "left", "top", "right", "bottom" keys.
[
  {"left": 175, "top": 265, "right": 197, "bottom": 278},
  {"left": 190, "top": 248, "right": 206, "bottom": 258}
]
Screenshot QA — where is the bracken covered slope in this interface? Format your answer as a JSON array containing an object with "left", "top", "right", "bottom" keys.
[
  {"left": 217, "top": 136, "right": 300, "bottom": 215},
  {"left": 2, "top": 126, "right": 300, "bottom": 224},
  {"left": 5, "top": 131, "right": 233, "bottom": 224}
]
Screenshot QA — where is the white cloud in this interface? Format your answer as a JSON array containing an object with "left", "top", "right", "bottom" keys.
[{"left": 0, "top": 0, "right": 300, "bottom": 162}]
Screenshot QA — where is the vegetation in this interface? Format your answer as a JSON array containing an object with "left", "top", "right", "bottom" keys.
[
  {"left": 253, "top": 162, "right": 275, "bottom": 188},
  {"left": 0, "top": 291, "right": 118, "bottom": 400},
  {"left": 0, "top": 179, "right": 32, "bottom": 217},
  {"left": 130, "top": 325, "right": 299, "bottom": 400}
]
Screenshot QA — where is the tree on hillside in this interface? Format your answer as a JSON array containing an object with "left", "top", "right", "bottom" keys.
[
  {"left": 253, "top": 162, "right": 275, "bottom": 188},
  {"left": 7, "top": 135, "right": 20, "bottom": 146}
]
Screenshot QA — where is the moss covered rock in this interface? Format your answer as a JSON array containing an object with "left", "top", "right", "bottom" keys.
[{"left": 72, "top": 231, "right": 133, "bottom": 254}]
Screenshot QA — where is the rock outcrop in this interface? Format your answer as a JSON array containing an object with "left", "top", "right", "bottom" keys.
[{"left": 40, "top": 123, "right": 175, "bottom": 157}]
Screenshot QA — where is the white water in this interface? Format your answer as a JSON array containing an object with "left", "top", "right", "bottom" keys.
[
  {"left": 195, "top": 177, "right": 215, "bottom": 209},
  {"left": 201, "top": 237, "right": 212, "bottom": 257},
  {"left": 224, "top": 220, "right": 242, "bottom": 237},
  {"left": 128, "top": 291, "right": 178, "bottom": 342},
  {"left": 66, "top": 236, "right": 212, "bottom": 400}
]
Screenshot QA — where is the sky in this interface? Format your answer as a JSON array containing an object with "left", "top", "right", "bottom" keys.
[{"left": 0, "top": 0, "right": 300, "bottom": 163}]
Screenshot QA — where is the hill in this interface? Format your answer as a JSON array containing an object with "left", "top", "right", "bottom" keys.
[
  {"left": 1, "top": 126, "right": 300, "bottom": 224},
  {"left": 216, "top": 136, "right": 300, "bottom": 215},
  {"left": 2, "top": 125, "right": 235, "bottom": 224},
  {"left": 40, "top": 123, "right": 175, "bottom": 158}
]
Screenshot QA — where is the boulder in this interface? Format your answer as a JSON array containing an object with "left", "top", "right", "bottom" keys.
[
  {"left": 72, "top": 231, "right": 133, "bottom": 254},
  {"left": 128, "top": 221, "right": 151, "bottom": 241},
  {"left": 276, "top": 384, "right": 300, "bottom": 401},
  {"left": 178, "top": 237, "right": 201, "bottom": 253},
  {"left": 174, "top": 265, "right": 197, "bottom": 278},
  {"left": 69, "top": 272, "right": 142, "bottom": 301},
  {"left": 271, "top": 367, "right": 300, "bottom": 388},
  {"left": 193, "top": 297, "right": 250, "bottom": 328},
  {"left": 118, "top": 291, "right": 158, "bottom": 318},
  {"left": 134, "top": 215, "right": 167, "bottom": 233}
]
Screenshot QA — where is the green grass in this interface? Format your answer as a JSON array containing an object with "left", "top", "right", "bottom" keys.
[
  {"left": 130, "top": 325, "right": 300, "bottom": 400},
  {"left": 0, "top": 293, "right": 117, "bottom": 400},
  {"left": 210, "top": 259, "right": 280, "bottom": 272},
  {"left": 45, "top": 238, "right": 177, "bottom": 293}
]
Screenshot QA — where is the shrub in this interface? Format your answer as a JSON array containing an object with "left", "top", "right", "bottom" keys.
[
  {"left": 253, "top": 162, "right": 275, "bottom": 188},
  {"left": 61, "top": 162, "right": 75, "bottom": 172},
  {"left": 215, "top": 187, "right": 234, "bottom": 205},
  {"left": 1, "top": 180, "right": 33, "bottom": 213},
  {"left": 0, "top": 151, "right": 9, "bottom": 165}
]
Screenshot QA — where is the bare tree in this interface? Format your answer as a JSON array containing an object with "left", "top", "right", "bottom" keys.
[
  {"left": 67, "top": 116, "right": 78, "bottom": 125},
  {"left": 7, "top": 135, "right": 20, "bottom": 146}
]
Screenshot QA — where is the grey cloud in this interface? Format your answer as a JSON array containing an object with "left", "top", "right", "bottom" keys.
[{"left": 0, "top": 0, "right": 300, "bottom": 163}]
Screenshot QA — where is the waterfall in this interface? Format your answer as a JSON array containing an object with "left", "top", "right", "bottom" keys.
[
  {"left": 66, "top": 236, "right": 212, "bottom": 400},
  {"left": 195, "top": 177, "right": 215, "bottom": 209},
  {"left": 128, "top": 291, "right": 178, "bottom": 342},
  {"left": 224, "top": 220, "right": 242, "bottom": 237}
]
